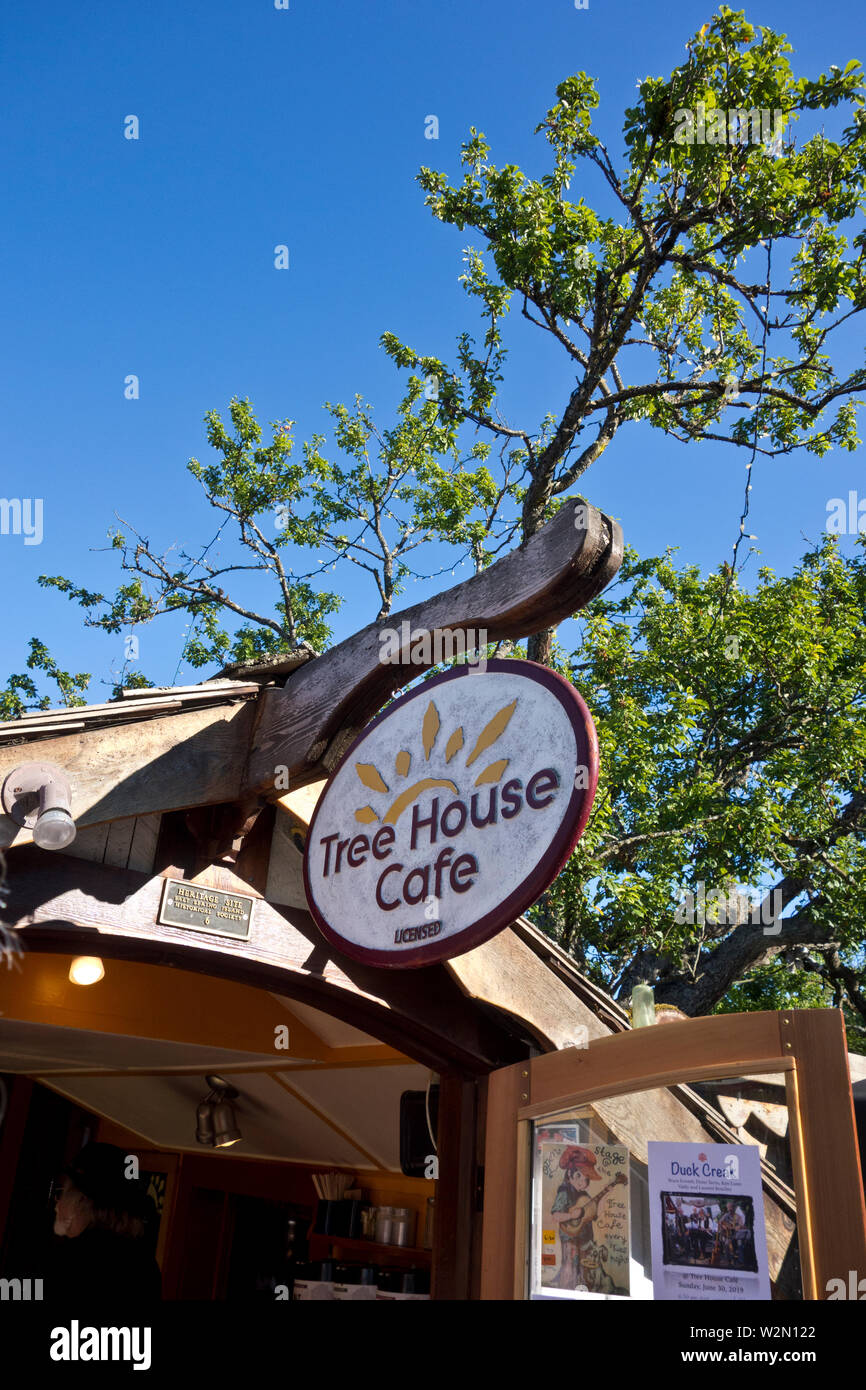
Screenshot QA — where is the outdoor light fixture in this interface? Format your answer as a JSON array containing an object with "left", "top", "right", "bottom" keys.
[
  {"left": 69, "top": 956, "right": 105, "bottom": 986},
  {"left": 195, "top": 1100, "right": 215, "bottom": 1147},
  {"left": 195, "top": 1075, "right": 242, "bottom": 1148},
  {"left": 2, "top": 762, "right": 76, "bottom": 850}
]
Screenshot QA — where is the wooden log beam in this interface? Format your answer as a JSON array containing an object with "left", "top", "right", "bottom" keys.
[
  {"left": 246, "top": 500, "right": 623, "bottom": 794},
  {"left": 2, "top": 846, "right": 524, "bottom": 1076},
  {"left": 0, "top": 503, "right": 621, "bottom": 836}
]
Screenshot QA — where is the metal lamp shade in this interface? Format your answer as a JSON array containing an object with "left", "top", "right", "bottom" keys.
[{"left": 212, "top": 1099, "right": 241, "bottom": 1147}]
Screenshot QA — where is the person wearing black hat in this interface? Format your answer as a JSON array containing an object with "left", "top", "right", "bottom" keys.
[{"left": 48, "top": 1142, "right": 162, "bottom": 1301}]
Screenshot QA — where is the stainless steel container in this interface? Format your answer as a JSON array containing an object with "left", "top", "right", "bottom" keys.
[
  {"left": 390, "top": 1206, "right": 413, "bottom": 1248},
  {"left": 374, "top": 1205, "right": 394, "bottom": 1245}
]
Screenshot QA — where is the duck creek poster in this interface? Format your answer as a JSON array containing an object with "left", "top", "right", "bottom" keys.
[
  {"left": 647, "top": 1141, "right": 771, "bottom": 1300},
  {"left": 534, "top": 1142, "right": 630, "bottom": 1298}
]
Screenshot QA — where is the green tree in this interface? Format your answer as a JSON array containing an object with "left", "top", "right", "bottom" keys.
[
  {"left": 530, "top": 537, "right": 866, "bottom": 1049},
  {"left": 37, "top": 397, "right": 344, "bottom": 678},
  {"left": 382, "top": 6, "right": 866, "bottom": 660},
  {"left": 35, "top": 386, "right": 514, "bottom": 685},
  {"left": 300, "top": 381, "right": 512, "bottom": 619},
  {"left": 0, "top": 639, "right": 90, "bottom": 718}
]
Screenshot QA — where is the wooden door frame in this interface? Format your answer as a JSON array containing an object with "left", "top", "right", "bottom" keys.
[
  {"left": 431, "top": 1074, "right": 480, "bottom": 1300},
  {"left": 480, "top": 1009, "right": 866, "bottom": 1300}
]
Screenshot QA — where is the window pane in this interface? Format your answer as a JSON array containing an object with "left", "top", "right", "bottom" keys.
[{"left": 528, "top": 1075, "right": 801, "bottom": 1301}]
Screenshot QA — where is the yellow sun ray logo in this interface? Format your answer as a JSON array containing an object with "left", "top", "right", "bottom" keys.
[{"left": 353, "top": 697, "right": 518, "bottom": 824}]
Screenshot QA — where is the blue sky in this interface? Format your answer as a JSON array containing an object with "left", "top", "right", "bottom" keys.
[{"left": 1, "top": 0, "right": 863, "bottom": 701}]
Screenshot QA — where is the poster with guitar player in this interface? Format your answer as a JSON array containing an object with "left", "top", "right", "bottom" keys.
[{"left": 533, "top": 1142, "right": 630, "bottom": 1298}]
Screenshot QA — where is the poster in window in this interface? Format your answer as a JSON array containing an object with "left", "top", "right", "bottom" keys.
[
  {"left": 647, "top": 1141, "right": 771, "bottom": 1300},
  {"left": 535, "top": 1142, "right": 630, "bottom": 1298}
]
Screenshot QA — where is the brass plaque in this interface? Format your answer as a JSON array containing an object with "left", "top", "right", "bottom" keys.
[{"left": 158, "top": 878, "right": 254, "bottom": 939}]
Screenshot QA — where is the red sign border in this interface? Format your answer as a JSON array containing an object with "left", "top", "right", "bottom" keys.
[{"left": 302, "top": 659, "right": 599, "bottom": 969}]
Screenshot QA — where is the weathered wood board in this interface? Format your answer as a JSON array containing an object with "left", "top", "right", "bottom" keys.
[{"left": 0, "top": 703, "right": 256, "bottom": 848}]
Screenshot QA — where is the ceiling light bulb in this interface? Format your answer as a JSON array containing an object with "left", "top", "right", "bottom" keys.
[
  {"left": 34, "top": 806, "right": 77, "bottom": 850},
  {"left": 69, "top": 956, "right": 105, "bottom": 986}
]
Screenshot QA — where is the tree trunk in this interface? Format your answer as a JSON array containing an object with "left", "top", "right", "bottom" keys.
[{"left": 527, "top": 628, "right": 554, "bottom": 665}]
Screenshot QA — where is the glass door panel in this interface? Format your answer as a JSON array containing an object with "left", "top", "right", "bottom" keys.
[{"left": 527, "top": 1075, "right": 802, "bottom": 1301}]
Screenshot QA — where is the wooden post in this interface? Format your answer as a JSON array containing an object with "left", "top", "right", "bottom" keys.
[
  {"left": 480, "top": 1061, "right": 526, "bottom": 1300},
  {"left": 432, "top": 1074, "right": 480, "bottom": 1300}
]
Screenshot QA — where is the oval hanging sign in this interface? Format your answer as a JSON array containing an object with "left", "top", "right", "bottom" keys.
[{"left": 303, "top": 659, "right": 598, "bottom": 968}]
